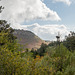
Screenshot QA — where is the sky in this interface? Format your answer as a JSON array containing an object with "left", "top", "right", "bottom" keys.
[{"left": 0, "top": 0, "right": 75, "bottom": 41}]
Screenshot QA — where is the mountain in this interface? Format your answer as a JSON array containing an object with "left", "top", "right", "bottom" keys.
[{"left": 13, "top": 29, "right": 45, "bottom": 50}]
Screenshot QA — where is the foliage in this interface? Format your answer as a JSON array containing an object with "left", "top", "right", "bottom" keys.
[
  {"left": 0, "top": 20, "right": 18, "bottom": 52},
  {"left": 63, "top": 31, "right": 75, "bottom": 52},
  {"left": 30, "top": 43, "right": 75, "bottom": 75},
  {"left": 48, "top": 41, "right": 58, "bottom": 47},
  {"left": 0, "top": 20, "right": 16, "bottom": 43},
  {"left": 37, "top": 43, "right": 48, "bottom": 56},
  {"left": 0, "top": 20, "right": 75, "bottom": 75}
]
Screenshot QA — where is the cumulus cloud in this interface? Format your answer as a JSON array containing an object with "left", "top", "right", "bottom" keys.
[
  {"left": 0, "top": 0, "right": 69, "bottom": 41},
  {"left": 0, "top": 0, "right": 61, "bottom": 24},
  {"left": 11, "top": 23, "right": 69, "bottom": 41},
  {"left": 53, "top": 0, "right": 71, "bottom": 6}
]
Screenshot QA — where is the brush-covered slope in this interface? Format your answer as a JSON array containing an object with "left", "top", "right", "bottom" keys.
[{"left": 13, "top": 30, "right": 45, "bottom": 49}]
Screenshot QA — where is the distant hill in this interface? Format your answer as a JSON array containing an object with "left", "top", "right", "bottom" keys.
[{"left": 13, "top": 30, "right": 45, "bottom": 50}]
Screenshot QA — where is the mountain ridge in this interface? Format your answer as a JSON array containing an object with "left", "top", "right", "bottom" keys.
[{"left": 13, "top": 29, "right": 45, "bottom": 50}]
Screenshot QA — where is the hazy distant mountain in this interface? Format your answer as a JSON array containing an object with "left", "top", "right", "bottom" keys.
[{"left": 13, "top": 29, "right": 45, "bottom": 50}]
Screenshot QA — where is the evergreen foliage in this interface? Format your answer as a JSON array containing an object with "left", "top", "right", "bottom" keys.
[
  {"left": 63, "top": 31, "right": 75, "bottom": 52},
  {"left": 37, "top": 43, "right": 48, "bottom": 56}
]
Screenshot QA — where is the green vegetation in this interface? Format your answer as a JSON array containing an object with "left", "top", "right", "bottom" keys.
[
  {"left": 0, "top": 20, "right": 75, "bottom": 75},
  {"left": 63, "top": 31, "right": 75, "bottom": 52},
  {"left": 0, "top": 6, "right": 75, "bottom": 75}
]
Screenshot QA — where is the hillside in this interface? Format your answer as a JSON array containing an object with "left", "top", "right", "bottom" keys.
[{"left": 13, "top": 29, "right": 45, "bottom": 49}]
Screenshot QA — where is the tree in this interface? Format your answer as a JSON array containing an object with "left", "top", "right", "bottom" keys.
[
  {"left": 63, "top": 31, "right": 75, "bottom": 52},
  {"left": 0, "top": 0, "right": 4, "bottom": 13},
  {"left": 0, "top": 20, "right": 17, "bottom": 47},
  {"left": 37, "top": 43, "right": 48, "bottom": 56},
  {"left": 0, "top": 6, "right": 4, "bottom": 13}
]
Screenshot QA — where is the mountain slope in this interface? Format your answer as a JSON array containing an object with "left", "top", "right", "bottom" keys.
[{"left": 13, "top": 30, "right": 45, "bottom": 49}]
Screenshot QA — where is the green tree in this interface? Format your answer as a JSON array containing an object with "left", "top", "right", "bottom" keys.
[
  {"left": 37, "top": 43, "right": 48, "bottom": 56},
  {"left": 0, "top": 20, "right": 17, "bottom": 45},
  {"left": 0, "top": 47, "right": 34, "bottom": 75},
  {"left": 63, "top": 31, "right": 75, "bottom": 52}
]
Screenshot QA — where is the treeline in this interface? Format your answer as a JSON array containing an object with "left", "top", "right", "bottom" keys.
[{"left": 0, "top": 20, "right": 75, "bottom": 75}]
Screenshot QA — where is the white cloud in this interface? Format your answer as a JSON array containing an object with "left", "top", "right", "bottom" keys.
[
  {"left": 53, "top": 0, "right": 71, "bottom": 6},
  {"left": 0, "top": 0, "right": 61, "bottom": 24},
  {"left": 11, "top": 23, "right": 69, "bottom": 41},
  {"left": 0, "top": 0, "right": 69, "bottom": 41}
]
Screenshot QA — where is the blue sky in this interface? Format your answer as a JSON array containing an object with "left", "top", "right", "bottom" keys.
[
  {"left": 44, "top": 0, "right": 75, "bottom": 31},
  {"left": 0, "top": 0, "right": 75, "bottom": 40},
  {"left": 45, "top": 0, "right": 75, "bottom": 25}
]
